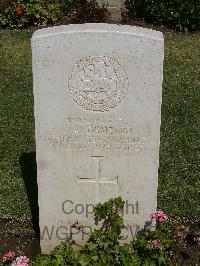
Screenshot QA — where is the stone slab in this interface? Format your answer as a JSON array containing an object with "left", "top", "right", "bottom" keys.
[{"left": 32, "top": 23, "right": 164, "bottom": 254}]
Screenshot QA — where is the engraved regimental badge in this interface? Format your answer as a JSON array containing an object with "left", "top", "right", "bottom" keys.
[{"left": 69, "top": 56, "right": 128, "bottom": 112}]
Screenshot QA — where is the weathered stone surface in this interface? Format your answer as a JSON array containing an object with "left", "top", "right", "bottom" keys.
[{"left": 32, "top": 24, "right": 164, "bottom": 254}]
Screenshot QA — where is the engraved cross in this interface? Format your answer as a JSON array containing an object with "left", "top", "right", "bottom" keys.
[{"left": 77, "top": 156, "right": 118, "bottom": 202}]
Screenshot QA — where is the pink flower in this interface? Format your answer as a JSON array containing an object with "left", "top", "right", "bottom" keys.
[
  {"left": 148, "top": 239, "right": 162, "bottom": 250},
  {"left": 12, "top": 256, "right": 29, "bottom": 266},
  {"left": 3, "top": 251, "right": 16, "bottom": 263},
  {"left": 150, "top": 210, "right": 167, "bottom": 223}
]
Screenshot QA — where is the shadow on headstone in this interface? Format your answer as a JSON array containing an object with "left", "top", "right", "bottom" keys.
[{"left": 19, "top": 152, "right": 40, "bottom": 238}]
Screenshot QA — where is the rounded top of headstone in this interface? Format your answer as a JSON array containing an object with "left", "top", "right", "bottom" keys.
[{"left": 32, "top": 23, "right": 163, "bottom": 41}]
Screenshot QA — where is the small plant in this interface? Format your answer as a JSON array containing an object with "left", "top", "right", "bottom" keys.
[
  {"left": 78, "top": 197, "right": 138, "bottom": 265},
  {"left": 48, "top": 0, "right": 87, "bottom": 14},
  {"left": 132, "top": 211, "right": 177, "bottom": 265},
  {"left": 0, "top": 0, "right": 61, "bottom": 28},
  {"left": 125, "top": 0, "right": 200, "bottom": 32},
  {"left": 32, "top": 197, "right": 178, "bottom": 265},
  {"left": 3, "top": 251, "right": 29, "bottom": 266}
]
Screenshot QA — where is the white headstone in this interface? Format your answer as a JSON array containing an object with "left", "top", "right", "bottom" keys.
[{"left": 32, "top": 24, "right": 164, "bottom": 254}]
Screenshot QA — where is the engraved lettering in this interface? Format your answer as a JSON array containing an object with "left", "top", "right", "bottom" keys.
[{"left": 49, "top": 118, "right": 143, "bottom": 153}]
